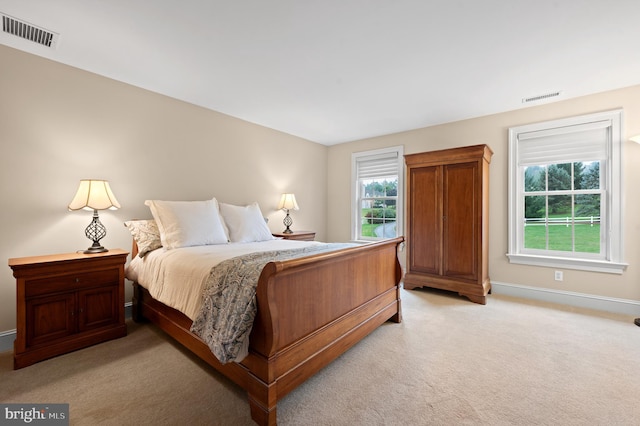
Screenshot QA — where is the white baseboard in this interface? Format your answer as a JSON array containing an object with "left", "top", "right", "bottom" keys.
[
  {"left": 491, "top": 281, "right": 640, "bottom": 317},
  {"left": 0, "top": 329, "right": 16, "bottom": 355},
  {"left": 0, "top": 303, "right": 133, "bottom": 355}
]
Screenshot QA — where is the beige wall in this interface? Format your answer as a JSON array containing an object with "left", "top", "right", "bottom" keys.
[
  {"left": 328, "top": 84, "right": 640, "bottom": 305},
  {"left": 0, "top": 45, "right": 328, "bottom": 332}
]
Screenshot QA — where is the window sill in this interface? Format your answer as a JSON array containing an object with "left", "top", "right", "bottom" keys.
[{"left": 506, "top": 253, "right": 628, "bottom": 274}]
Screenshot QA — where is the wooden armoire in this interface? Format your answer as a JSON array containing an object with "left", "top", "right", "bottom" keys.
[{"left": 404, "top": 144, "right": 492, "bottom": 304}]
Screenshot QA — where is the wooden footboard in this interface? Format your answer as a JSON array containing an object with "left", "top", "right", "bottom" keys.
[{"left": 132, "top": 237, "right": 404, "bottom": 425}]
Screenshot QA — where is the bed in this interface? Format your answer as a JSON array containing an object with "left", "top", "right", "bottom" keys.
[{"left": 124, "top": 199, "right": 404, "bottom": 425}]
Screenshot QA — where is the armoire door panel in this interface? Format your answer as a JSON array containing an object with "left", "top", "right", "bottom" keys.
[
  {"left": 409, "top": 166, "right": 441, "bottom": 274},
  {"left": 443, "top": 162, "right": 477, "bottom": 280}
]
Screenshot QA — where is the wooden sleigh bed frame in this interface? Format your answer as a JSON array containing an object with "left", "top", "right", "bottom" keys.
[{"left": 130, "top": 236, "right": 404, "bottom": 425}]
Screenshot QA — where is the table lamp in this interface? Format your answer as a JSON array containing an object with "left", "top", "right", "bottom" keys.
[
  {"left": 277, "top": 193, "right": 299, "bottom": 234},
  {"left": 68, "top": 179, "right": 120, "bottom": 253}
]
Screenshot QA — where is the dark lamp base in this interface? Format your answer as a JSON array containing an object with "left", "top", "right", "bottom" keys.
[
  {"left": 282, "top": 210, "right": 294, "bottom": 234},
  {"left": 84, "top": 246, "right": 108, "bottom": 254},
  {"left": 83, "top": 210, "right": 108, "bottom": 254}
]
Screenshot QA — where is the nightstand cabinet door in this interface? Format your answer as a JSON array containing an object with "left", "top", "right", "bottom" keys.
[
  {"left": 78, "top": 285, "right": 119, "bottom": 331},
  {"left": 9, "top": 249, "right": 128, "bottom": 369},
  {"left": 26, "top": 292, "right": 76, "bottom": 347}
]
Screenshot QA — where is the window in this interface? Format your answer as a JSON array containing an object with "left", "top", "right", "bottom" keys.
[
  {"left": 351, "top": 146, "right": 403, "bottom": 241},
  {"left": 508, "top": 110, "right": 627, "bottom": 273}
]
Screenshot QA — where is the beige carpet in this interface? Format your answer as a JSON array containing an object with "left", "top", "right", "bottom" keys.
[{"left": 1, "top": 288, "right": 639, "bottom": 425}]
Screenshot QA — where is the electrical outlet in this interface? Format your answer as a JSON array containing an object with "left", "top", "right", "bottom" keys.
[{"left": 554, "top": 270, "right": 563, "bottom": 281}]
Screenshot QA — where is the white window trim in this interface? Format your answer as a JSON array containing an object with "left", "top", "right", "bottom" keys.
[
  {"left": 351, "top": 146, "right": 404, "bottom": 242},
  {"left": 507, "top": 109, "right": 627, "bottom": 274}
]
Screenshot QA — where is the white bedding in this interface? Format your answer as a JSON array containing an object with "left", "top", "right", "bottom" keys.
[{"left": 125, "top": 239, "right": 323, "bottom": 320}]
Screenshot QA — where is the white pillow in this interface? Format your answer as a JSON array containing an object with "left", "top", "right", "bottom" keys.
[
  {"left": 219, "top": 202, "right": 275, "bottom": 243},
  {"left": 144, "top": 198, "right": 228, "bottom": 249}
]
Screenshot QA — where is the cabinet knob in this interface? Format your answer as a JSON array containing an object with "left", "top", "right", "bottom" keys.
[{"left": 75, "top": 278, "right": 80, "bottom": 283}]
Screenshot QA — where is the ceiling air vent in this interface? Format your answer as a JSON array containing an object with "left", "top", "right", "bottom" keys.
[
  {"left": 522, "top": 91, "right": 562, "bottom": 104},
  {"left": 1, "top": 13, "right": 59, "bottom": 48}
]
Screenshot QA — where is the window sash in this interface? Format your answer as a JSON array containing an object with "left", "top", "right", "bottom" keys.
[{"left": 520, "top": 184, "right": 606, "bottom": 259}]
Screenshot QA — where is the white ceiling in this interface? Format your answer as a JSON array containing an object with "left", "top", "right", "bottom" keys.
[{"left": 2, "top": 1, "right": 640, "bottom": 145}]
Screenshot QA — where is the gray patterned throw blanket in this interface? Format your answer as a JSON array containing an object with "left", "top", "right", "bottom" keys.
[{"left": 190, "top": 243, "right": 356, "bottom": 364}]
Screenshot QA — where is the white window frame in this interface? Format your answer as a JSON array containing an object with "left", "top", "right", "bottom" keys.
[
  {"left": 507, "top": 109, "right": 627, "bottom": 274},
  {"left": 351, "top": 146, "right": 404, "bottom": 242}
]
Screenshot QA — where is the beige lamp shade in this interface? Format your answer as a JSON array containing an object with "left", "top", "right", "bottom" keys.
[
  {"left": 277, "top": 193, "right": 299, "bottom": 211},
  {"left": 68, "top": 180, "right": 121, "bottom": 211}
]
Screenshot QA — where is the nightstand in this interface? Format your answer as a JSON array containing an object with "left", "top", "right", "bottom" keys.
[
  {"left": 272, "top": 231, "right": 316, "bottom": 241},
  {"left": 8, "top": 249, "right": 128, "bottom": 369}
]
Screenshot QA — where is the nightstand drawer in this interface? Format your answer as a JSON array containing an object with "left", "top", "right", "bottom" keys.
[{"left": 25, "top": 268, "right": 119, "bottom": 297}]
